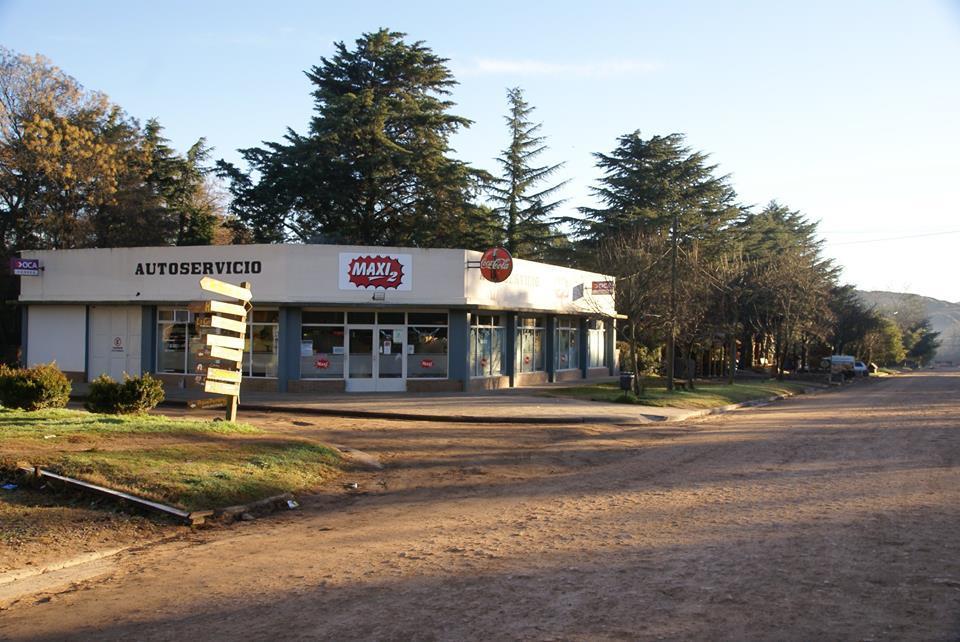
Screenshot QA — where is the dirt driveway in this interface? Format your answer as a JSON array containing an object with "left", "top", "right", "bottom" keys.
[{"left": 2, "top": 371, "right": 959, "bottom": 641}]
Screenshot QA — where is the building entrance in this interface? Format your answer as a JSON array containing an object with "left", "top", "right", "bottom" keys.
[{"left": 345, "top": 324, "right": 406, "bottom": 392}]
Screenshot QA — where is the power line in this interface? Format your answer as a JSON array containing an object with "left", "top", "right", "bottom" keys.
[{"left": 825, "top": 230, "right": 960, "bottom": 246}]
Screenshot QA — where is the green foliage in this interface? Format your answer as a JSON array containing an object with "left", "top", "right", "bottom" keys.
[
  {"left": 0, "top": 362, "right": 71, "bottom": 410},
  {"left": 489, "top": 87, "right": 568, "bottom": 260},
  {"left": 616, "top": 341, "right": 660, "bottom": 375},
  {"left": 869, "top": 317, "right": 906, "bottom": 365},
  {"left": 218, "top": 29, "right": 490, "bottom": 248},
  {"left": 904, "top": 318, "right": 940, "bottom": 366},
  {"left": 84, "top": 373, "right": 165, "bottom": 414},
  {"left": 0, "top": 47, "right": 224, "bottom": 254},
  {"left": 574, "top": 131, "right": 739, "bottom": 258}
]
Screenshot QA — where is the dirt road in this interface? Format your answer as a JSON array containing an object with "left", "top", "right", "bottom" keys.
[{"left": 2, "top": 371, "right": 959, "bottom": 640}]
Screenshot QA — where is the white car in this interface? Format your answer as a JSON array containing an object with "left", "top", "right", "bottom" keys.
[{"left": 854, "top": 361, "right": 869, "bottom": 377}]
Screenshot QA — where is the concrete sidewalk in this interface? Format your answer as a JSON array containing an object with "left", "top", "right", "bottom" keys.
[
  {"left": 72, "top": 379, "right": 810, "bottom": 425},
  {"left": 70, "top": 380, "right": 716, "bottom": 424}
]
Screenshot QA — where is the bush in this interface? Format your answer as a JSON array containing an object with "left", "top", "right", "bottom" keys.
[
  {"left": 85, "top": 373, "right": 165, "bottom": 414},
  {"left": 0, "top": 362, "right": 72, "bottom": 410}
]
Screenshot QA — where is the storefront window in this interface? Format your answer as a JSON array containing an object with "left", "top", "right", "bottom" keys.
[
  {"left": 554, "top": 317, "right": 580, "bottom": 371},
  {"left": 158, "top": 308, "right": 189, "bottom": 373},
  {"left": 244, "top": 310, "right": 279, "bottom": 377},
  {"left": 408, "top": 326, "right": 448, "bottom": 378},
  {"left": 301, "top": 310, "right": 345, "bottom": 379},
  {"left": 588, "top": 319, "right": 608, "bottom": 368},
  {"left": 470, "top": 314, "right": 505, "bottom": 377},
  {"left": 516, "top": 316, "right": 545, "bottom": 373}
]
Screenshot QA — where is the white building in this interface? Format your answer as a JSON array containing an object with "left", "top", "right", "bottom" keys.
[{"left": 18, "top": 244, "right": 618, "bottom": 393}]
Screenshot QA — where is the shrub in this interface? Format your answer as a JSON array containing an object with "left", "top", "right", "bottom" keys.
[
  {"left": 85, "top": 373, "right": 165, "bottom": 414},
  {"left": 0, "top": 362, "right": 72, "bottom": 410}
]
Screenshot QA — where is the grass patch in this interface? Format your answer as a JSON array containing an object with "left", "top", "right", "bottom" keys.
[
  {"left": 0, "top": 407, "right": 259, "bottom": 438},
  {"left": 0, "top": 408, "right": 341, "bottom": 511},
  {"left": 542, "top": 378, "right": 809, "bottom": 409}
]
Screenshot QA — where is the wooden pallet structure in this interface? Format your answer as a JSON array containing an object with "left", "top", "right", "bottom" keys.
[{"left": 189, "top": 277, "right": 252, "bottom": 422}]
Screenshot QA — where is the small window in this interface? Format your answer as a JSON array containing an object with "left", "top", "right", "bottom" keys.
[
  {"left": 303, "top": 310, "right": 344, "bottom": 325},
  {"left": 252, "top": 310, "right": 279, "bottom": 323},
  {"left": 348, "top": 311, "right": 376, "bottom": 324},
  {"left": 408, "top": 312, "right": 447, "bottom": 325},
  {"left": 377, "top": 312, "right": 405, "bottom": 324}
]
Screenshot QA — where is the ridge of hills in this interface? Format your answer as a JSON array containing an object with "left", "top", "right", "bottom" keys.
[{"left": 857, "top": 290, "right": 960, "bottom": 363}]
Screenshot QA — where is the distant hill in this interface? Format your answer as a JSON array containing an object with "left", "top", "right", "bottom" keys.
[{"left": 857, "top": 290, "right": 960, "bottom": 363}]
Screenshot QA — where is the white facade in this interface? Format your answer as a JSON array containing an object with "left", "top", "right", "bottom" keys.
[
  {"left": 19, "top": 244, "right": 617, "bottom": 391},
  {"left": 19, "top": 245, "right": 616, "bottom": 316},
  {"left": 26, "top": 305, "right": 86, "bottom": 372}
]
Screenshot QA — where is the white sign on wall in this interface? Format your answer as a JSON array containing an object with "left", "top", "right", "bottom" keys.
[{"left": 338, "top": 253, "right": 413, "bottom": 291}]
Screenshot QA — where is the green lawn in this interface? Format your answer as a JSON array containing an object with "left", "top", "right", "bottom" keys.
[
  {"left": 541, "top": 378, "right": 810, "bottom": 409},
  {"left": 0, "top": 408, "right": 341, "bottom": 511}
]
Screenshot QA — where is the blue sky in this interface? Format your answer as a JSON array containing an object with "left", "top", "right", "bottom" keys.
[{"left": 3, "top": 1, "right": 959, "bottom": 300}]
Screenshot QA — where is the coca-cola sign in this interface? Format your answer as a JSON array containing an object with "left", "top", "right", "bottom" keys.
[
  {"left": 339, "top": 253, "right": 413, "bottom": 291},
  {"left": 479, "top": 247, "right": 513, "bottom": 283}
]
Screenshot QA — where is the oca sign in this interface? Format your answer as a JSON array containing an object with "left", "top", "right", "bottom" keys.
[{"left": 10, "top": 258, "right": 41, "bottom": 276}]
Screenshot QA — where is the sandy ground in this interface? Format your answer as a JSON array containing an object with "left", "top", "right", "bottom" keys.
[{"left": 1, "top": 371, "right": 959, "bottom": 640}]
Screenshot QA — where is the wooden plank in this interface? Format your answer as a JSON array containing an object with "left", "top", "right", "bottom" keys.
[
  {"left": 25, "top": 466, "right": 191, "bottom": 520},
  {"left": 187, "top": 397, "right": 228, "bottom": 409},
  {"left": 199, "top": 276, "right": 252, "bottom": 302},
  {"left": 205, "top": 366, "right": 242, "bottom": 383},
  {"left": 204, "top": 379, "right": 241, "bottom": 396},
  {"left": 203, "top": 345, "right": 244, "bottom": 363},
  {"left": 189, "top": 299, "right": 248, "bottom": 317},
  {"left": 205, "top": 333, "right": 245, "bottom": 350},
  {"left": 210, "top": 314, "right": 247, "bottom": 334}
]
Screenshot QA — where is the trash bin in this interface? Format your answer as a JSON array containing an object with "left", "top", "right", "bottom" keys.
[{"left": 619, "top": 372, "right": 635, "bottom": 392}]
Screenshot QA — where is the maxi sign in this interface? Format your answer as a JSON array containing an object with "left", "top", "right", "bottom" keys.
[
  {"left": 338, "top": 253, "right": 413, "bottom": 291},
  {"left": 190, "top": 277, "right": 252, "bottom": 422}
]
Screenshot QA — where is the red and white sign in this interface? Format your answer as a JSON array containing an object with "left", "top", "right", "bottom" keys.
[
  {"left": 315, "top": 357, "right": 330, "bottom": 369},
  {"left": 479, "top": 247, "right": 513, "bottom": 283},
  {"left": 592, "top": 280, "right": 614, "bottom": 295},
  {"left": 420, "top": 358, "right": 434, "bottom": 369},
  {"left": 339, "top": 253, "right": 413, "bottom": 291}
]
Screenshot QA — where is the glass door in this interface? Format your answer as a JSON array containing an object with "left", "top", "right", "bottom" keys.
[
  {"left": 376, "top": 326, "right": 406, "bottom": 391},
  {"left": 346, "top": 328, "right": 375, "bottom": 392}
]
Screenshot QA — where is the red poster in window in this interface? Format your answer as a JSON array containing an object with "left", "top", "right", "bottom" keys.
[
  {"left": 315, "top": 357, "right": 330, "bottom": 369},
  {"left": 420, "top": 358, "right": 434, "bottom": 368}
]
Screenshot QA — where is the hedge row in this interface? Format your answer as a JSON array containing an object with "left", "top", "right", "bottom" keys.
[
  {"left": 0, "top": 362, "right": 165, "bottom": 414},
  {"left": 0, "top": 362, "right": 72, "bottom": 410}
]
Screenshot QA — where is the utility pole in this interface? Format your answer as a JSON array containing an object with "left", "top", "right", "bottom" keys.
[{"left": 666, "top": 210, "right": 678, "bottom": 392}]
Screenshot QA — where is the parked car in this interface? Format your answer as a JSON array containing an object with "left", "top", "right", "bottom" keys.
[
  {"left": 821, "top": 355, "right": 856, "bottom": 379},
  {"left": 854, "top": 361, "right": 869, "bottom": 377}
]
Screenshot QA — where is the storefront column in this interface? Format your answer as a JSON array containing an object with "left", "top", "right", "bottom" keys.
[
  {"left": 278, "top": 307, "right": 301, "bottom": 393},
  {"left": 140, "top": 306, "right": 157, "bottom": 374},
  {"left": 448, "top": 310, "right": 470, "bottom": 390},
  {"left": 506, "top": 313, "right": 517, "bottom": 387},
  {"left": 607, "top": 320, "right": 617, "bottom": 375},
  {"left": 579, "top": 317, "right": 589, "bottom": 379},
  {"left": 546, "top": 316, "right": 557, "bottom": 383},
  {"left": 19, "top": 306, "right": 28, "bottom": 366}
]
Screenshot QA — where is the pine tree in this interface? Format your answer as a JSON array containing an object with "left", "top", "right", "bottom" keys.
[
  {"left": 489, "top": 87, "right": 567, "bottom": 260},
  {"left": 218, "top": 29, "right": 490, "bottom": 248}
]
